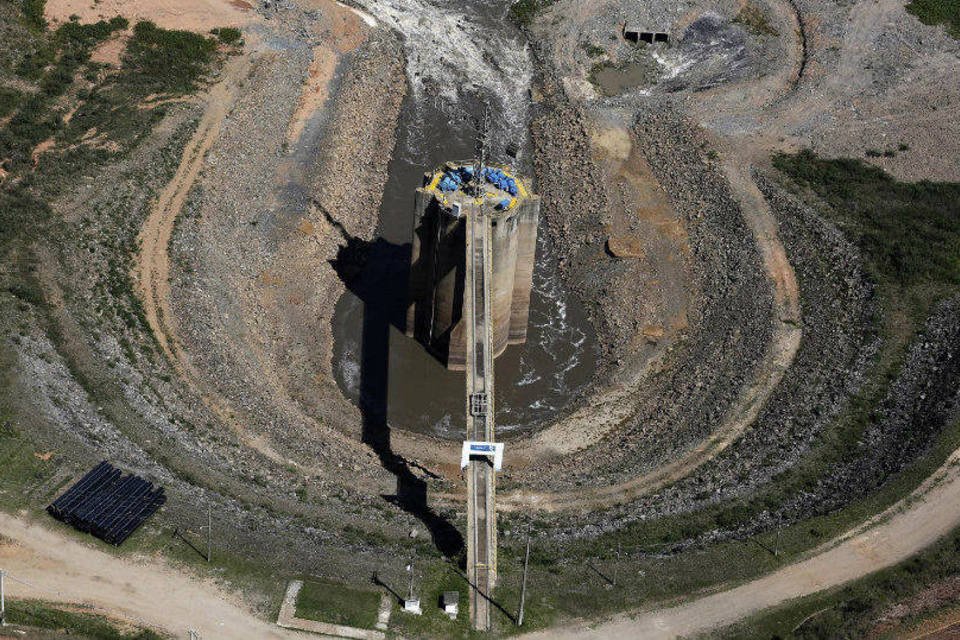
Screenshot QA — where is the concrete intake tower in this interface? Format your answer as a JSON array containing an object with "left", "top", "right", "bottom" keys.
[{"left": 406, "top": 162, "right": 541, "bottom": 370}]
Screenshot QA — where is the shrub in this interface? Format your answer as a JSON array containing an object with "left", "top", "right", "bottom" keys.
[
  {"left": 122, "top": 21, "right": 218, "bottom": 95},
  {"left": 774, "top": 149, "right": 960, "bottom": 288},
  {"left": 210, "top": 26, "right": 242, "bottom": 45},
  {"left": 582, "top": 42, "right": 606, "bottom": 57},
  {"left": 0, "top": 88, "right": 22, "bottom": 117},
  {"left": 906, "top": 0, "right": 960, "bottom": 38},
  {"left": 22, "top": 0, "right": 46, "bottom": 31},
  {"left": 509, "top": 0, "right": 557, "bottom": 25},
  {"left": 733, "top": 2, "right": 779, "bottom": 36}
]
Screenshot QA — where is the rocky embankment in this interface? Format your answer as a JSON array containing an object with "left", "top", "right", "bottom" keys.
[
  {"left": 517, "top": 102, "right": 775, "bottom": 492},
  {"left": 171, "top": 30, "right": 406, "bottom": 471},
  {"left": 18, "top": 13, "right": 418, "bottom": 582}
]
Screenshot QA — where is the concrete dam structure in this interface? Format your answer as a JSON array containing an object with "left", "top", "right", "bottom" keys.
[
  {"left": 405, "top": 160, "right": 541, "bottom": 630},
  {"left": 406, "top": 162, "right": 541, "bottom": 370}
]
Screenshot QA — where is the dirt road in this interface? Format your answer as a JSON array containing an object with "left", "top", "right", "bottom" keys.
[
  {"left": 134, "top": 55, "right": 247, "bottom": 368},
  {"left": 0, "top": 513, "right": 311, "bottom": 639},
  {"left": 521, "top": 449, "right": 960, "bottom": 639}
]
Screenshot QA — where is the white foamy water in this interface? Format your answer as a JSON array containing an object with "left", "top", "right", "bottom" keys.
[
  {"left": 351, "top": 0, "right": 533, "bottom": 139},
  {"left": 650, "top": 49, "right": 699, "bottom": 80},
  {"left": 339, "top": 344, "right": 361, "bottom": 395}
]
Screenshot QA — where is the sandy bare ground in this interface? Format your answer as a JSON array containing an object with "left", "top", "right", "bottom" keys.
[
  {"left": 44, "top": 0, "right": 257, "bottom": 31},
  {"left": 521, "top": 448, "right": 960, "bottom": 639},
  {"left": 285, "top": 1, "right": 367, "bottom": 143},
  {"left": 285, "top": 46, "right": 337, "bottom": 145},
  {"left": 0, "top": 513, "right": 311, "bottom": 639},
  {"left": 498, "top": 151, "right": 802, "bottom": 512}
]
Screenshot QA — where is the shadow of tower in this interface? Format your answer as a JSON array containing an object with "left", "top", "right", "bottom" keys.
[{"left": 324, "top": 205, "right": 465, "bottom": 560}]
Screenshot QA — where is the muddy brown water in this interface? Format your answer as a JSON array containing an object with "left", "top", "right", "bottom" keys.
[
  {"left": 593, "top": 61, "right": 658, "bottom": 97},
  {"left": 330, "top": 94, "right": 599, "bottom": 440}
]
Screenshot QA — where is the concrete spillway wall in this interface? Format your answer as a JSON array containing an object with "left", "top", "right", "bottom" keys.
[{"left": 406, "top": 164, "right": 540, "bottom": 370}]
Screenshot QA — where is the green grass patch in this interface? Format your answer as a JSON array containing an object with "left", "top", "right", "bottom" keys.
[
  {"left": 0, "top": 413, "right": 57, "bottom": 510},
  {"left": 773, "top": 149, "right": 960, "bottom": 289},
  {"left": 295, "top": 579, "right": 382, "bottom": 629},
  {"left": 386, "top": 561, "right": 478, "bottom": 638},
  {"left": 2, "top": 599, "right": 165, "bottom": 639},
  {"left": 906, "top": 0, "right": 960, "bottom": 38}
]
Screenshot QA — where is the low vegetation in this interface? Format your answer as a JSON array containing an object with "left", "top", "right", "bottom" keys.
[
  {"left": 210, "top": 26, "right": 243, "bottom": 45},
  {"left": 0, "top": 1, "right": 237, "bottom": 276},
  {"left": 774, "top": 150, "right": 960, "bottom": 290},
  {"left": 733, "top": 2, "right": 779, "bottom": 36},
  {"left": 22, "top": 0, "right": 46, "bottom": 32},
  {"left": 0, "top": 87, "right": 22, "bottom": 117},
  {"left": 715, "top": 525, "right": 960, "bottom": 639},
  {"left": 385, "top": 561, "right": 475, "bottom": 638},
  {"left": 0, "top": 600, "right": 164, "bottom": 639},
  {"left": 0, "top": 11, "right": 222, "bottom": 263},
  {"left": 122, "top": 21, "right": 219, "bottom": 95},
  {"left": 509, "top": 0, "right": 558, "bottom": 26},
  {"left": 906, "top": 0, "right": 960, "bottom": 38},
  {"left": 581, "top": 42, "right": 606, "bottom": 57}
]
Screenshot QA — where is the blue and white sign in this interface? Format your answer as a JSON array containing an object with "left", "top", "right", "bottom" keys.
[{"left": 461, "top": 441, "right": 504, "bottom": 471}]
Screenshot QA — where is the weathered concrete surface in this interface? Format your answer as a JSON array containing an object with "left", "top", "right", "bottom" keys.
[{"left": 406, "top": 168, "right": 541, "bottom": 370}]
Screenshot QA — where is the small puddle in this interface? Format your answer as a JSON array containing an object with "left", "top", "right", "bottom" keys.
[{"left": 593, "top": 60, "right": 658, "bottom": 97}]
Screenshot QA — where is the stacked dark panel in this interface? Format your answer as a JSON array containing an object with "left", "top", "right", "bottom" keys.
[{"left": 48, "top": 461, "right": 166, "bottom": 546}]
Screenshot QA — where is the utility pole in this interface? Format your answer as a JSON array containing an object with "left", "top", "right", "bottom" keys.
[
  {"left": 206, "top": 505, "right": 212, "bottom": 563},
  {"left": 774, "top": 517, "right": 782, "bottom": 558},
  {"left": 1, "top": 568, "right": 6, "bottom": 626},
  {"left": 614, "top": 542, "right": 621, "bottom": 587},
  {"left": 406, "top": 561, "right": 415, "bottom": 602},
  {"left": 517, "top": 537, "right": 530, "bottom": 627}
]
